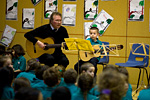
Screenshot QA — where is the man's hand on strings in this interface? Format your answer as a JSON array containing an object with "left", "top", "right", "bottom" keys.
[{"left": 36, "top": 40, "right": 46, "bottom": 49}]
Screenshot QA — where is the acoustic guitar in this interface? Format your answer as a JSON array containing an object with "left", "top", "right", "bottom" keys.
[
  {"left": 26, "top": 37, "right": 65, "bottom": 58},
  {"left": 79, "top": 44, "right": 123, "bottom": 61}
]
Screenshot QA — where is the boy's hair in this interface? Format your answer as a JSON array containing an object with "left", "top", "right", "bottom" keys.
[
  {"left": 43, "top": 67, "right": 59, "bottom": 87},
  {"left": 12, "top": 44, "right": 25, "bottom": 56},
  {"left": 0, "top": 66, "right": 14, "bottom": 97},
  {"left": 49, "top": 12, "right": 62, "bottom": 24},
  {"left": 103, "top": 64, "right": 118, "bottom": 72},
  {"left": 13, "top": 77, "right": 30, "bottom": 91},
  {"left": 51, "top": 86, "right": 71, "bottom": 100},
  {"left": 80, "top": 62, "right": 94, "bottom": 73},
  {"left": 35, "top": 65, "right": 49, "bottom": 80},
  {"left": 26, "top": 58, "right": 40, "bottom": 71},
  {"left": 89, "top": 27, "right": 99, "bottom": 34},
  {"left": 54, "top": 65, "right": 65, "bottom": 78},
  {"left": 15, "top": 87, "right": 41, "bottom": 100},
  {"left": 98, "top": 70, "right": 126, "bottom": 100},
  {"left": 117, "top": 67, "right": 129, "bottom": 83},
  {"left": 78, "top": 73, "right": 93, "bottom": 100},
  {"left": 0, "top": 55, "right": 11, "bottom": 68},
  {"left": 64, "top": 68, "right": 77, "bottom": 84},
  {"left": 0, "top": 45, "right": 5, "bottom": 55}
]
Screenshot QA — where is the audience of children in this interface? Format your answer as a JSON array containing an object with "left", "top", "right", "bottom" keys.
[
  {"left": 16, "top": 58, "right": 40, "bottom": 84},
  {"left": 0, "top": 55, "right": 13, "bottom": 68},
  {"left": 64, "top": 68, "right": 79, "bottom": 96},
  {"left": 118, "top": 67, "right": 133, "bottom": 100},
  {"left": 98, "top": 69, "right": 126, "bottom": 100},
  {"left": 48, "top": 86, "right": 71, "bottom": 100},
  {"left": 15, "top": 87, "right": 43, "bottom": 100},
  {"left": 0, "top": 66, "right": 15, "bottom": 99},
  {"left": 72, "top": 72, "right": 99, "bottom": 100},
  {"left": 12, "top": 44, "right": 26, "bottom": 73},
  {"left": 42, "top": 66, "right": 60, "bottom": 100},
  {"left": 31, "top": 65, "right": 49, "bottom": 91},
  {"left": 13, "top": 77, "right": 30, "bottom": 92},
  {"left": 0, "top": 43, "right": 147, "bottom": 100}
]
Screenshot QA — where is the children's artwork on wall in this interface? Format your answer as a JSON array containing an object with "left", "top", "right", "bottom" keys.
[
  {"left": 128, "top": 0, "right": 144, "bottom": 21},
  {"left": 22, "top": 8, "right": 35, "bottom": 29},
  {"left": 91, "top": 9, "right": 113, "bottom": 36},
  {"left": 44, "top": 0, "right": 57, "bottom": 19},
  {"left": 84, "top": 22, "right": 92, "bottom": 39},
  {"left": 31, "top": 0, "right": 42, "bottom": 6},
  {"left": 0, "top": 25, "right": 16, "bottom": 47},
  {"left": 6, "top": 0, "right": 18, "bottom": 20},
  {"left": 84, "top": 0, "right": 98, "bottom": 20},
  {"left": 62, "top": 4, "right": 76, "bottom": 26}
]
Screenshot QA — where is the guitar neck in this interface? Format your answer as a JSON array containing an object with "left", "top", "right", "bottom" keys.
[{"left": 46, "top": 42, "right": 66, "bottom": 48}]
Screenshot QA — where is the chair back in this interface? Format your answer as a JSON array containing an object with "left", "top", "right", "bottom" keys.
[
  {"left": 128, "top": 43, "right": 149, "bottom": 67},
  {"left": 98, "top": 41, "right": 109, "bottom": 64}
]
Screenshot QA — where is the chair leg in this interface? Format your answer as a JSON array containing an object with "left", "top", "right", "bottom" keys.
[
  {"left": 136, "top": 68, "right": 141, "bottom": 93},
  {"left": 144, "top": 68, "right": 149, "bottom": 86}
]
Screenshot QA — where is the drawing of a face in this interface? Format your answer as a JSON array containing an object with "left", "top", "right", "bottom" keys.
[{"left": 51, "top": 15, "right": 62, "bottom": 29}]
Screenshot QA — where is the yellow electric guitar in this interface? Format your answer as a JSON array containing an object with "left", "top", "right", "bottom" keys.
[
  {"left": 26, "top": 37, "right": 65, "bottom": 58},
  {"left": 79, "top": 44, "right": 123, "bottom": 61}
]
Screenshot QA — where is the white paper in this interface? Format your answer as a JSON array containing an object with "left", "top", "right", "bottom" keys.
[
  {"left": 91, "top": 9, "right": 113, "bottom": 36},
  {"left": 62, "top": 4, "right": 76, "bottom": 26},
  {"left": 0, "top": 25, "right": 16, "bottom": 47},
  {"left": 6, "top": 0, "right": 18, "bottom": 20},
  {"left": 22, "top": 8, "right": 35, "bottom": 29},
  {"left": 84, "top": 22, "right": 92, "bottom": 39}
]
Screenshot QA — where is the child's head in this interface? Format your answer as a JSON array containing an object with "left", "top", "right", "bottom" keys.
[
  {"left": 0, "top": 45, "right": 5, "bottom": 55},
  {"left": 89, "top": 27, "right": 99, "bottom": 41},
  {"left": 43, "top": 67, "right": 59, "bottom": 87},
  {"left": 15, "top": 87, "right": 43, "bottom": 100},
  {"left": 12, "top": 44, "right": 25, "bottom": 56},
  {"left": 118, "top": 67, "right": 129, "bottom": 92},
  {"left": 54, "top": 65, "right": 65, "bottom": 78},
  {"left": 13, "top": 77, "right": 30, "bottom": 92},
  {"left": 35, "top": 65, "right": 49, "bottom": 80},
  {"left": 0, "top": 55, "right": 12, "bottom": 68},
  {"left": 103, "top": 64, "right": 118, "bottom": 72},
  {"left": 81, "top": 62, "right": 95, "bottom": 77},
  {"left": 64, "top": 68, "right": 77, "bottom": 84},
  {"left": 77, "top": 73, "right": 94, "bottom": 100},
  {"left": 26, "top": 58, "right": 40, "bottom": 71},
  {"left": 98, "top": 70, "right": 126, "bottom": 100},
  {"left": 50, "top": 86, "right": 71, "bottom": 100}
]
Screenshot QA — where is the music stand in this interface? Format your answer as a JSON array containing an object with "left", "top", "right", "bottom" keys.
[{"left": 62, "top": 38, "right": 94, "bottom": 75}]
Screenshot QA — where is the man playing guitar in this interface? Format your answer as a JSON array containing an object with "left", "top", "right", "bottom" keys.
[{"left": 24, "top": 12, "right": 69, "bottom": 68}]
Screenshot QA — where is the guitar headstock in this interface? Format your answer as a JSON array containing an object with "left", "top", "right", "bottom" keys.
[{"left": 117, "top": 45, "right": 123, "bottom": 50}]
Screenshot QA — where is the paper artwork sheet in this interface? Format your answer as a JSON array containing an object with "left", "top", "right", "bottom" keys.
[
  {"left": 62, "top": 4, "right": 76, "bottom": 26},
  {"left": 0, "top": 25, "right": 16, "bottom": 47},
  {"left": 31, "top": 0, "right": 42, "bottom": 6},
  {"left": 22, "top": 8, "right": 35, "bottom": 29},
  {"left": 84, "top": 22, "right": 92, "bottom": 39},
  {"left": 84, "top": 0, "right": 98, "bottom": 20},
  {"left": 6, "top": 0, "right": 18, "bottom": 20},
  {"left": 44, "top": 0, "right": 57, "bottom": 19},
  {"left": 128, "top": 0, "right": 144, "bottom": 21},
  {"left": 91, "top": 9, "right": 113, "bottom": 36}
]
